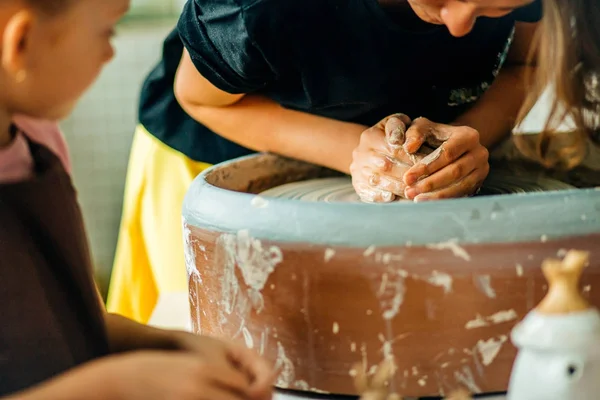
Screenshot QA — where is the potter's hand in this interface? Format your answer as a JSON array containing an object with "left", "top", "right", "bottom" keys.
[
  {"left": 402, "top": 117, "right": 489, "bottom": 201},
  {"left": 166, "top": 332, "right": 276, "bottom": 400},
  {"left": 350, "top": 114, "right": 426, "bottom": 202}
]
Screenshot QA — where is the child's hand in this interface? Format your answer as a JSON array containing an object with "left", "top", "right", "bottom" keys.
[
  {"left": 14, "top": 350, "right": 273, "bottom": 400},
  {"left": 103, "top": 315, "right": 275, "bottom": 399},
  {"left": 350, "top": 114, "right": 425, "bottom": 202},
  {"left": 167, "top": 333, "right": 276, "bottom": 400},
  {"left": 103, "top": 350, "right": 273, "bottom": 400}
]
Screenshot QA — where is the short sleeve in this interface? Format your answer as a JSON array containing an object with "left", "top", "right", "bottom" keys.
[
  {"left": 512, "top": 0, "right": 543, "bottom": 23},
  {"left": 177, "top": 0, "right": 276, "bottom": 94}
]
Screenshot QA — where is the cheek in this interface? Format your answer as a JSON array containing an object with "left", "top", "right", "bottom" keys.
[
  {"left": 30, "top": 43, "right": 109, "bottom": 118},
  {"left": 62, "top": 38, "right": 111, "bottom": 88}
]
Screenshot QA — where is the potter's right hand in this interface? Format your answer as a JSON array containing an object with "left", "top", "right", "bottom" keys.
[
  {"left": 350, "top": 114, "right": 422, "bottom": 202},
  {"left": 15, "top": 350, "right": 274, "bottom": 400}
]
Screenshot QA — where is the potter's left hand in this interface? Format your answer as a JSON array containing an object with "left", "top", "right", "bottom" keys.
[{"left": 402, "top": 117, "right": 489, "bottom": 201}]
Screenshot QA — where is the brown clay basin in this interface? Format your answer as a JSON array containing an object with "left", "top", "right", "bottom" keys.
[{"left": 181, "top": 153, "right": 600, "bottom": 398}]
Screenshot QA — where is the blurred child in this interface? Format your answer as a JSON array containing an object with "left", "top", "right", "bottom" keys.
[{"left": 0, "top": 0, "right": 274, "bottom": 398}]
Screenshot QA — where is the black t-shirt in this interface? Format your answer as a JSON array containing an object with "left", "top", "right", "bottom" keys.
[{"left": 139, "top": 0, "right": 542, "bottom": 164}]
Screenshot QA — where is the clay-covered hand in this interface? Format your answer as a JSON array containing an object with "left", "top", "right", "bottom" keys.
[
  {"left": 167, "top": 332, "right": 276, "bottom": 400},
  {"left": 402, "top": 117, "right": 489, "bottom": 201},
  {"left": 350, "top": 114, "right": 427, "bottom": 202}
]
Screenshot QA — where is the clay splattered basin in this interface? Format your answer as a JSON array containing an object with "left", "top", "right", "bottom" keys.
[{"left": 182, "top": 153, "right": 600, "bottom": 398}]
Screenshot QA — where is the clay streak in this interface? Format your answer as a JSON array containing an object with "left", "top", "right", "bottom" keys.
[
  {"left": 474, "top": 275, "right": 496, "bottom": 298},
  {"left": 426, "top": 239, "right": 471, "bottom": 261},
  {"left": 219, "top": 229, "right": 283, "bottom": 314},
  {"left": 274, "top": 342, "right": 295, "bottom": 388},
  {"left": 377, "top": 271, "right": 406, "bottom": 320},
  {"left": 427, "top": 271, "right": 453, "bottom": 293},
  {"left": 476, "top": 336, "right": 507, "bottom": 366},
  {"left": 465, "top": 309, "right": 518, "bottom": 329},
  {"left": 454, "top": 366, "right": 481, "bottom": 394}
]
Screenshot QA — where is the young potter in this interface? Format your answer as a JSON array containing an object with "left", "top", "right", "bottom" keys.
[
  {"left": 108, "top": 0, "right": 543, "bottom": 324},
  {"left": 0, "top": 0, "right": 274, "bottom": 398}
]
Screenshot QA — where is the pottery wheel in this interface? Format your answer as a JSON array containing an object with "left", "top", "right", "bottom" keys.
[{"left": 260, "top": 171, "right": 576, "bottom": 203}]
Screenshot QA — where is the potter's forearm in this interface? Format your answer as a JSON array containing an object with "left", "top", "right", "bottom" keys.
[
  {"left": 180, "top": 94, "right": 366, "bottom": 174},
  {"left": 452, "top": 65, "right": 534, "bottom": 149},
  {"left": 104, "top": 313, "right": 178, "bottom": 353}
]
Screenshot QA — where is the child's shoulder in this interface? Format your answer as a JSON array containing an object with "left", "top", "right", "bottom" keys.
[{"left": 12, "top": 115, "right": 71, "bottom": 174}]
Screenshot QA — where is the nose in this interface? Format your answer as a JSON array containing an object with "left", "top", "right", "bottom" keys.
[{"left": 440, "top": 1, "right": 477, "bottom": 37}]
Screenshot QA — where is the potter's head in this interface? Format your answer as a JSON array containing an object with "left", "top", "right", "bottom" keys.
[
  {"left": 0, "top": 0, "right": 129, "bottom": 121},
  {"left": 406, "top": 0, "right": 536, "bottom": 37}
]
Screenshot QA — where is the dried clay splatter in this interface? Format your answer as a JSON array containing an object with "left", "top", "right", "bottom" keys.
[
  {"left": 217, "top": 229, "right": 283, "bottom": 314},
  {"left": 427, "top": 271, "right": 453, "bottom": 293},
  {"left": 426, "top": 239, "right": 471, "bottom": 261},
  {"left": 454, "top": 366, "right": 481, "bottom": 394},
  {"left": 332, "top": 322, "right": 340, "bottom": 334},
  {"left": 377, "top": 272, "right": 406, "bottom": 320},
  {"left": 242, "top": 327, "right": 254, "bottom": 349},
  {"left": 274, "top": 342, "right": 295, "bottom": 388},
  {"left": 465, "top": 309, "right": 518, "bottom": 329},
  {"left": 182, "top": 222, "right": 201, "bottom": 282},
  {"left": 476, "top": 335, "right": 508, "bottom": 366},
  {"left": 324, "top": 248, "right": 336, "bottom": 262},
  {"left": 474, "top": 275, "right": 496, "bottom": 298},
  {"left": 183, "top": 222, "right": 203, "bottom": 332},
  {"left": 515, "top": 263, "right": 524, "bottom": 276},
  {"left": 250, "top": 195, "right": 269, "bottom": 208}
]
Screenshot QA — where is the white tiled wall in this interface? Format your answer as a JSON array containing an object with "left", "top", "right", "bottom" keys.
[{"left": 60, "top": 19, "right": 176, "bottom": 295}]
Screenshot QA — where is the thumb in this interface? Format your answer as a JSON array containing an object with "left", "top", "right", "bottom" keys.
[{"left": 381, "top": 114, "right": 411, "bottom": 148}]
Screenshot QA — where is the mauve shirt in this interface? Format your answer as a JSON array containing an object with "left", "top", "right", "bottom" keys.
[{"left": 0, "top": 115, "right": 71, "bottom": 183}]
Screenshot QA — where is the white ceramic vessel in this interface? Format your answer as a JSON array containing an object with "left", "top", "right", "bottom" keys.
[{"left": 508, "top": 251, "right": 600, "bottom": 400}]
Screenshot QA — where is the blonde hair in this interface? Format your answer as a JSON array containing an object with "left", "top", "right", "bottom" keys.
[{"left": 515, "top": 0, "right": 600, "bottom": 170}]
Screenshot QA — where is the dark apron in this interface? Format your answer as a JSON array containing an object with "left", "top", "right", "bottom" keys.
[{"left": 0, "top": 131, "right": 109, "bottom": 394}]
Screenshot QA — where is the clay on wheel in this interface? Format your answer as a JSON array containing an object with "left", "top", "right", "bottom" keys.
[{"left": 260, "top": 172, "right": 576, "bottom": 203}]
